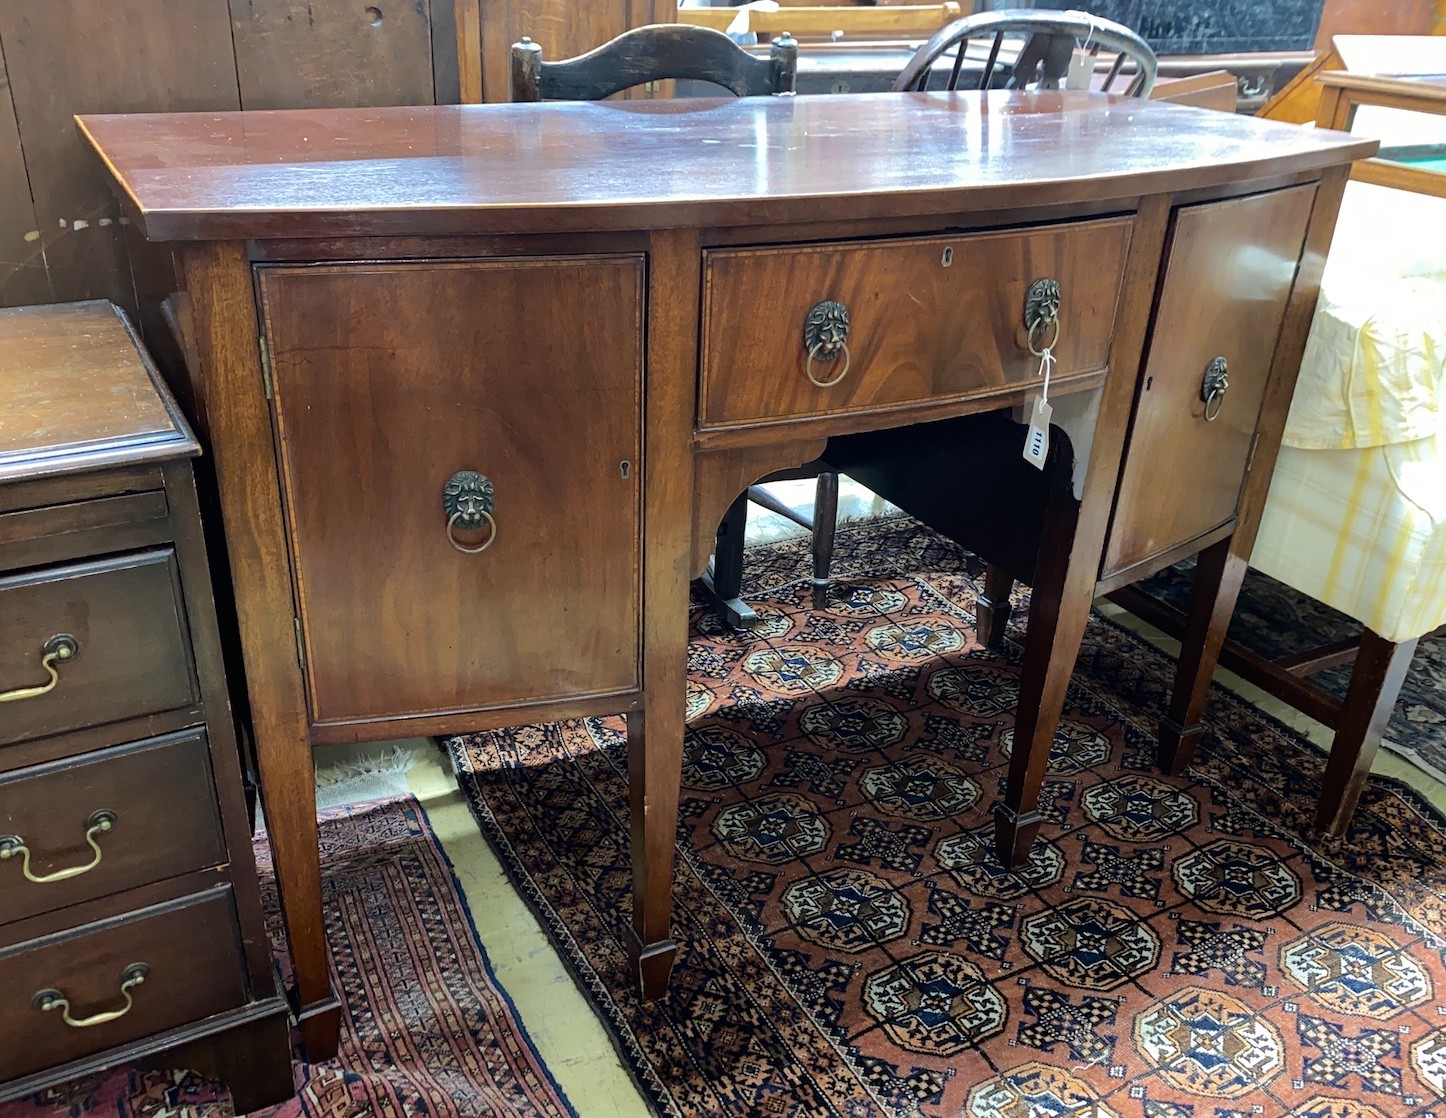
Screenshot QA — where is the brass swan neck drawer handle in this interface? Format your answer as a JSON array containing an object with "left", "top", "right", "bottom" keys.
[
  {"left": 803, "top": 300, "right": 851, "bottom": 388},
  {"left": 1, "top": 809, "right": 117, "bottom": 884},
  {"left": 1202, "top": 356, "right": 1229, "bottom": 421},
  {"left": 443, "top": 470, "right": 498, "bottom": 554},
  {"left": 33, "top": 963, "right": 149, "bottom": 1029},
  {"left": 0, "top": 634, "right": 79, "bottom": 703}
]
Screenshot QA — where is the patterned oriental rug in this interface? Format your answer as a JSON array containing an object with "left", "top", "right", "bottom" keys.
[
  {"left": 0, "top": 797, "right": 574, "bottom": 1118},
  {"left": 450, "top": 518, "right": 1446, "bottom": 1118}
]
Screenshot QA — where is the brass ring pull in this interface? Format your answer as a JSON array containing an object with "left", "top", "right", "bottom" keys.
[
  {"left": 1201, "top": 356, "right": 1229, "bottom": 422},
  {"left": 802, "top": 299, "right": 850, "bottom": 389},
  {"left": 1024, "top": 278, "right": 1062, "bottom": 357},
  {"left": 1, "top": 810, "right": 117, "bottom": 884},
  {"left": 443, "top": 470, "right": 497, "bottom": 555},
  {"left": 805, "top": 340, "right": 851, "bottom": 388},
  {"left": 33, "top": 963, "right": 149, "bottom": 1029},
  {"left": 1027, "top": 317, "right": 1060, "bottom": 357},
  {"left": 445, "top": 509, "right": 498, "bottom": 554},
  {"left": 0, "top": 634, "right": 79, "bottom": 704}
]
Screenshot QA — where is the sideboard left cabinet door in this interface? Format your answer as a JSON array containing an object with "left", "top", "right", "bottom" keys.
[
  {"left": 1101, "top": 185, "right": 1316, "bottom": 580},
  {"left": 257, "top": 256, "right": 644, "bottom": 728}
]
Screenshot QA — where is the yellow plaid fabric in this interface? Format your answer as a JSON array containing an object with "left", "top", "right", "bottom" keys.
[
  {"left": 1251, "top": 184, "right": 1446, "bottom": 642},
  {"left": 1282, "top": 184, "right": 1446, "bottom": 451},
  {"left": 1252, "top": 432, "right": 1446, "bottom": 643}
]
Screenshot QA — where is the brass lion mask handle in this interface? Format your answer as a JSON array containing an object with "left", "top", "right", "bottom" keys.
[
  {"left": 443, "top": 470, "right": 497, "bottom": 554},
  {"left": 33, "top": 963, "right": 149, "bottom": 1029},
  {"left": 1024, "top": 278, "right": 1062, "bottom": 356},
  {"left": 1201, "top": 356, "right": 1229, "bottom": 421},
  {"left": 1, "top": 809, "right": 117, "bottom": 884},
  {"left": 0, "top": 634, "right": 79, "bottom": 704},
  {"left": 803, "top": 299, "right": 851, "bottom": 388}
]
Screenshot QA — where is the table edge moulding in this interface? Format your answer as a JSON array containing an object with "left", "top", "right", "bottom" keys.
[{"left": 77, "top": 90, "right": 1374, "bottom": 1059}]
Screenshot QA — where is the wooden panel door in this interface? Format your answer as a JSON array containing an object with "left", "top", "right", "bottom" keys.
[
  {"left": 1103, "top": 185, "right": 1316, "bottom": 578},
  {"left": 229, "top": 0, "right": 438, "bottom": 109},
  {"left": 258, "top": 257, "right": 643, "bottom": 727},
  {"left": 479, "top": 0, "right": 656, "bottom": 102},
  {"left": 0, "top": 2, "right": 241, "bottom": 311}
]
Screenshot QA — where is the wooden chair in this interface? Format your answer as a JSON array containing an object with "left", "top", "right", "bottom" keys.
[
  {"left": 892, "top": 8, "right": 1157, "bottom": 94},
  {"left": 1111, "top": 67, "right": 1446, "bottom": 834},
  {"left": 510, "top": 23, "right": 798, "bottom": 101},
  {"left": 507, "top": 24, "right": 824, "bottom": 630}
]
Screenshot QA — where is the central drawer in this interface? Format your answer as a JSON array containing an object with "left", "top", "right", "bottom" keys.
[{"left": 699, "top": 218, "right": 1133, "bottom": 429}]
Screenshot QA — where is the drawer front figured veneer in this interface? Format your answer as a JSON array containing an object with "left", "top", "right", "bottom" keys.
[
  {"left": 0, "top": 550, "right": 198, "bottom": 746},
  {"left": 258, "top": 258, "right": 644, "bottom": 726},
  {"left": 0, "top": 889, "right": 247, "bottom": 1081},
  {"left": 699, "top": 218, "right": 1133, "bottom": 429},
  {"left": 0, "top": 729, "right": 224, "bottom": 925},
  {"left": 1102, "top": 185, "right": 1316, "bottom": 578}
]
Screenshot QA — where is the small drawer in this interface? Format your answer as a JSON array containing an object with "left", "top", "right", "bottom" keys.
[
  {"left": 0, "top": 549, "right": 198, "bottom": 746},
  {"left": 699, "top": 217, "right": 1133, "bottom": 429},
  {"left": 0, "top": 888, "right": 247, "bottom": 1081},
  {"left": 0, "top": 728, "right": 225, "bottom": 925}
]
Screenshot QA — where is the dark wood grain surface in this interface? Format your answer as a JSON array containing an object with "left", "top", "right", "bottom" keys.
[
  {"left": 0, "top": 298, "right": 291, "bottom": 1101},
  {"left": 0, "top": 728, "right": 225, "bottom": 925},
  {"left": 0, "top": 888, "right": 247, "bottom": 1081},
  {"left": 0, "top": 550, "right": 199, "bottom": 747},
  {"left": 256, "top": 257, "right": 644, "bottom": 728},
  {"left": 0, "top": 303, "right": 196, "bottom": 482},
  {"left": 1101, "top": 184, "right": 1316, "bottom": 578},
  {"left": 79, "top": 92, "right": 1378, "bottom": 241},
  {"left": 700, "top": 219, "right": 1131, "bottom": 428}
]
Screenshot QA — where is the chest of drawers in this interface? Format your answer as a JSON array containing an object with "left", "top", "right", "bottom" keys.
[{"left": 0, "top": 302, "right": 292, "bottom": 1109}]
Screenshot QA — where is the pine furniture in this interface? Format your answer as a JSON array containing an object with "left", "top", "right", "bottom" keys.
[{"left": 78, "top": 91, "right": 1372, "bottom": 1058}]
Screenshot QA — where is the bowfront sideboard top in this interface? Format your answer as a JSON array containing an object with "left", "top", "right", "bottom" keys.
[
  {"left": 80, "top": 92, "right": 1373, "bottom": 239},
  {"left": 78, "top": 92, "right": 1375, "bottom": 1063}
]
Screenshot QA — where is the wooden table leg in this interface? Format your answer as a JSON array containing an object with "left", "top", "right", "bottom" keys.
[
  {"left": 1317, "top": 630, "right": 1418, "bottom": 835},
  {"left": 261, "top": 735, "right": 340, "bottom": 1059},
  {"left": 811, "top": 470, "right": 838, "bottom": 609},
  {"left": 975, "top": 563, "right": 1014, "bottom": 651},
  {"left": 1157, "top": 537, "right": 1246, "bottom": 776},
  {"left": 627, "top": 701, "right": 683, "bottom": 997},
  {"left": 995, "top": 465, "right": 1093, "bottom": 868},
  {"left": 180, "top": 243, "right": 341, "bottom": 1060},
  {"left": 629, "top": 227, "right": 699, "bottom": 999}
]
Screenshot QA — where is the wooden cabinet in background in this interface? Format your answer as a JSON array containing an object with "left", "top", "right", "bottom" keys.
[
  {"left": 464, "top": 0, "right": 662, "bottom": 101},
  {"left": 0, "top": 302, "right": 292, "bottom": 1110}
]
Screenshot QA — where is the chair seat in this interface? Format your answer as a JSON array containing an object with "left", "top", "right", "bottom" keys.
[{"left": 1252, "top": 431, "right": 1446, "bottom": 643}]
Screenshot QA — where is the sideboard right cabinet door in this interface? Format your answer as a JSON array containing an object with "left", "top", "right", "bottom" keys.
[
  {"left": 1101, "top": 185, "right": 1316, "bottom": 580},
  {"left": 257, "top": 256, "right": 644, "bottom": 729}
]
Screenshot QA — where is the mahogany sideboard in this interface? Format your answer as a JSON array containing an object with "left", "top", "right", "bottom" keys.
[
  {"left": 0, "top": 302, "right": 292, "bottom": 1106},
  {"left": 78, "top": 92, "right": 1372, "bottom": 1058}
]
